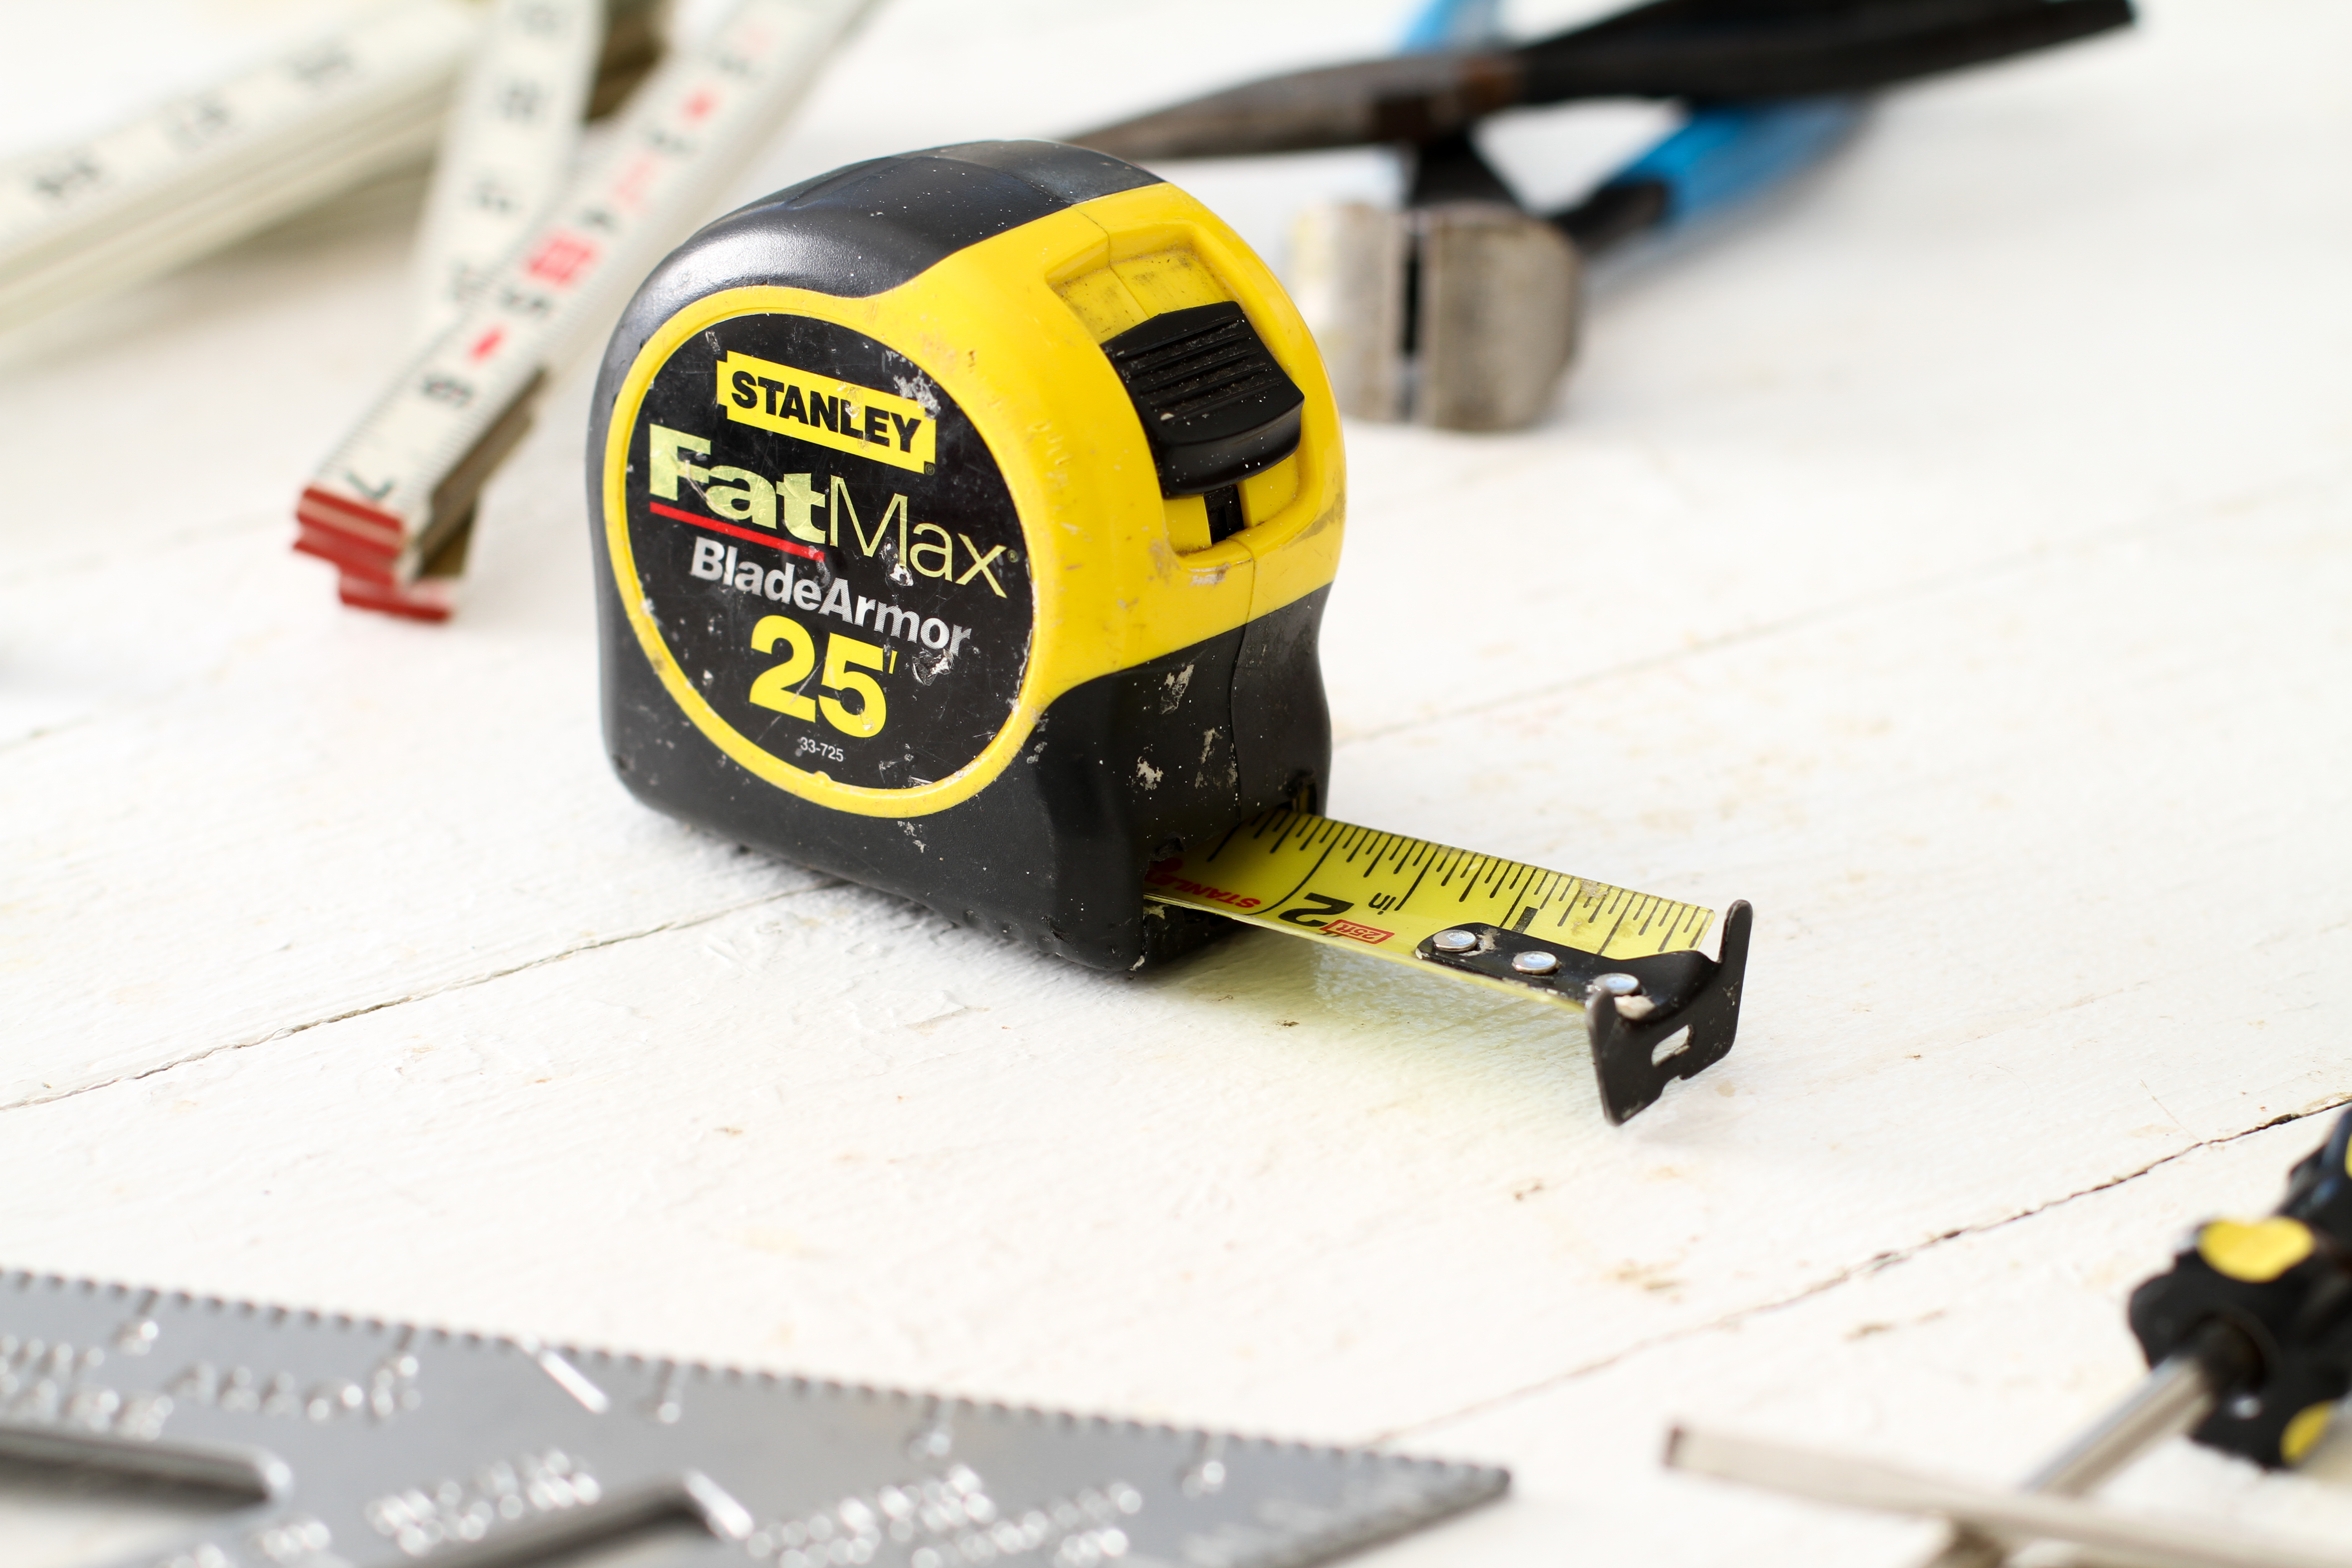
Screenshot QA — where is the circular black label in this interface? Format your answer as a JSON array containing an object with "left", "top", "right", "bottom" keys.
[{"left": 623, "top": 314, "right": 1033, "bottom": 793}]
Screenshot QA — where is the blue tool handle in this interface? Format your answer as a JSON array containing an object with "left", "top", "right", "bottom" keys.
[
  {"left": 1399, "top": 0, "right": 1504, "bottom": 52},
  {"left": 1604, "top": 96, "right": 1863, "bottom": 228},
  {"left": 1399, "top": 1, "right": 1860, "bottom": 249}
]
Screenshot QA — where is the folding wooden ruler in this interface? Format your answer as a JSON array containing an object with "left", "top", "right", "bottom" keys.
[
  {"left": 0, "top": 1270, "right": 1505, "bottom": 1568},
  {"left": 0, "top": 0, "right": 480, "bottom": 337},
  {"left": 297, "top": 0, "right": 878, "bottom": 620},
  {"left": 407, "top": 0, "right": 671, "bottom": 351}
]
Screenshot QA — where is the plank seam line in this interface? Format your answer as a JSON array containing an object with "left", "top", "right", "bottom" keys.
[
  {"left": 0, "top": 880, "right": 849, "bottom": 1115},
  {"left": 1333, "top": 462, "right": 2343, "bottom": 755},
  {"left": 1372, "top": 1093, "right": 2352, "bottom": 1447}
]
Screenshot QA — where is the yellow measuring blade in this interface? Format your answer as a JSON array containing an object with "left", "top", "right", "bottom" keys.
[
  {"left": 1147, "top": 809, "right": 1746, "bottom": 1121},
  {"left": 1147, "top": 808, "right": 1713, "bottom": 970}
]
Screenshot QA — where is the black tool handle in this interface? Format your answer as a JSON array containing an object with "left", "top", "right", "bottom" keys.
[{"left": 1522, "top": 0, "right": 2135, "bottom": 105}]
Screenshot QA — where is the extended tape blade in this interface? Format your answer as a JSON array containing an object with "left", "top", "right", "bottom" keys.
[
  {"left": 0, "top": 1269, "right": 1506, "bottom": 1568},
  {"left": 1148, "top": 808, "right": 1750, "bottom": 1122},
  {"left": 298, "top": 0, "right": 880, "bottom": 609},
  {"left": 0, "top": 0, "right": 480, "bottom": 334},
  {"left": 1151, "top": 806, "right": 1712, "bottom": 964}
]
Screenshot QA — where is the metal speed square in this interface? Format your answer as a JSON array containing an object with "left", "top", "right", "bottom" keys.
[{"left": 0, "top": 1270, "right": 1505, "bottom": 1568}]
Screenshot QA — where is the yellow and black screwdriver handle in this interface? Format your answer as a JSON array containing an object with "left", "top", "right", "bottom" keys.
[
  {"left": 2127, "top": 1108, "right": 2352, "bottom": 1467},
  {"left": 589, "top": 141, "right": 1748, "bottom": 1121}
]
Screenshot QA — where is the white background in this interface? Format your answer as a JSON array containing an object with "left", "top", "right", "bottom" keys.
[{"left": 2, "top": 0, "right": 2349, "bottom": 1562}]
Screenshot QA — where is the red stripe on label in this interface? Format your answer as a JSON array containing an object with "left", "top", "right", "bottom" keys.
[{"left": 648, "top": 501, "right": 826, "bottom": 562}]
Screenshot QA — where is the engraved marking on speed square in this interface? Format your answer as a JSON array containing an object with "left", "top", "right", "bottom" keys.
[{"left": 0, "top": 1269, "right": 1508, "bottom": 1568}]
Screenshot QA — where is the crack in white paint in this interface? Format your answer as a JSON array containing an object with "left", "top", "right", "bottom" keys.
[
  {"left": 0, "top": 882, "right": 848, "bottom": 1116},
  {"left": 1373, "top": 1096, "right": 2352, "bottom": 1448}
]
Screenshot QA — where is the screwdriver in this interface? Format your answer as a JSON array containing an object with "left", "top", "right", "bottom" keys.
[{"left": 1673, "top": 1107, "right": 2352, "bottom": 1568}]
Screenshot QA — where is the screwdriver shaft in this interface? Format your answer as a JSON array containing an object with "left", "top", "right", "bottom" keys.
[{"left": 1915, "top": 1349, "right": 2220, "bottom": 1568}]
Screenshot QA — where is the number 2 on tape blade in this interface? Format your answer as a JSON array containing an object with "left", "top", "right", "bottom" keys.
[
  {"left": 589, "top": 140, "right": 1752, "bottom": 1124},
  {"left": 0, "top": 1270, "right": 1505, "bottom": 1567},
  {"left": 1150, "top": 810, "right": 1751, "bottom": 1125}
]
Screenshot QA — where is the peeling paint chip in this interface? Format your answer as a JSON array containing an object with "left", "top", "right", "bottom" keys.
[{"left": 1159, "top": 662, "right": 1195, "bottom": 714}]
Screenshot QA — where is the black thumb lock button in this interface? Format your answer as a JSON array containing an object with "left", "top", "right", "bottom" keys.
[{"left": 1103, "top": 302, "right": 1304, "bottom": 497}]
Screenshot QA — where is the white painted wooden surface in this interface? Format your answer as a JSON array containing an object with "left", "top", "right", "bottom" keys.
[{"left": 3, "top": 0, "right": 2349, "bottom": 1562}]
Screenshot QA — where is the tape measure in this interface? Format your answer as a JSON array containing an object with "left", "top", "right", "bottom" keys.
[
  {"left": 589, "top": 140, "right": 1750, "bottom": 1123},
  {"left": 0, "top": 1269, "right": 1504, "bottom": 1567},
  {"left": 1149, "top": 809, "right": 1749, "bottom": 1122},
  {"left": 297, "top": 0, "right": 875, "bottom": 620}
]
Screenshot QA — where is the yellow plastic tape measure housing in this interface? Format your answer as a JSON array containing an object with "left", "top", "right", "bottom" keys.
[{"left": 598, "top": 175, "right": 1342, "bottom": 821}]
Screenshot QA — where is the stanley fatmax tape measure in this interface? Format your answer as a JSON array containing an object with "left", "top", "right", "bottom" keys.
[{"left": 588, "top": 140, "right": 1751, "bottom": 1123}]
